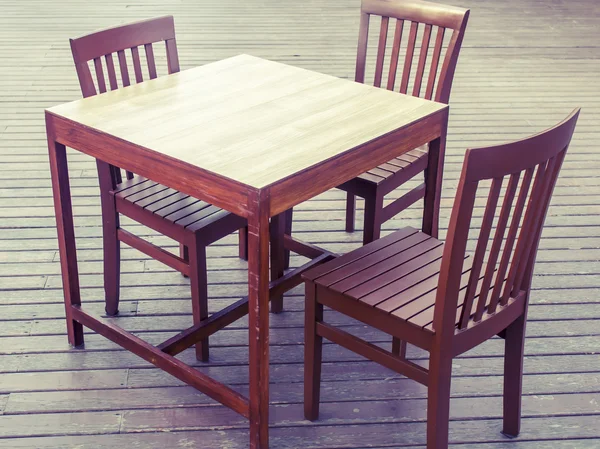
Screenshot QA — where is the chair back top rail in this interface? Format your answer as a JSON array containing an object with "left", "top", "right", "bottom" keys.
[
  {"left": 70, "top": 15, "right": 180, "bottom": 98},
  {"left": 362, "top": 0, "right": 468, "bottom": 29},
  {"left": 356, "top": 0, "right": 469, "bottom": 104},
  {"left": 433, "top": 109, "right": 580, "bottom": 336}
]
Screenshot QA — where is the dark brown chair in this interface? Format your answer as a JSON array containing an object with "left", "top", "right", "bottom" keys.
[
  {"left": 283, "top": 0, "right": 470, "bottom": 257},
  {"left": 70, "top": 16, "right": 247, "bottom": 361},
  {"left": 302, "top": 110, "right": 580, "bottom": 448}
]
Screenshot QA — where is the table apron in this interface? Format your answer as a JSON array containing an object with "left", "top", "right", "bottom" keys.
[
  {"left": 46, "top": 112, "right": 252, "bottom": 218},
  {"left": 268, "top": 108, "right": 447, "bottom": 216}
]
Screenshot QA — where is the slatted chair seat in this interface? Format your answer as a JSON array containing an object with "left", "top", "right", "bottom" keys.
[
  {"left": 112, "top": 177, "right": 241, "bottom": 234},
  {"left": 308, "top": 225, "right": 511, "bottom": 334}
]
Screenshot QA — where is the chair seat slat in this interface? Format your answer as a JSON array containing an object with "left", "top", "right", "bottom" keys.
[{"left": 320, "top": 231, "right": 431, "bottom": 287}]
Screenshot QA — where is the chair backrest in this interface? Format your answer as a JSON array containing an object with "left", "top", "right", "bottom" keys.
[
  {"left": 356, "top": 0, "right": 469, "bottom": 104},
  {"left": 434, "top": 109, "right": 580, "bottom": 335},
  {"left": 70, "top": 16, "right": 180, "bottom": 187},
  {"left": 70, "top": 15, "right": 180, "bottom": 98}
]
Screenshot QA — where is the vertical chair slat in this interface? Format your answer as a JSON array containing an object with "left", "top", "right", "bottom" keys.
[
  {"left": 131, "top": 46, "right": 144, "bottom": 83},
  {"left": 165, "top": 38, "right": 180, "bottom": 74},
  {"left": 425, "top": 27, "right": 445, "bottom": 100},
  {"left": 487, "top": 167, "right": 535, "bottom": 314},
  {"left": 145, "top": 43, "right": 157, "bottom": 79},
  {"left": 104, "top": 53, "right": 119, "bottom": 90},
  {"left": 499, "top": 161, "right": 548, "bottom": 304},
  {"left": 399, "top": 21, "right": 419, "bottom": 94},
  {"left": 355, "top": 12, "right": 370, "bottom": 83},
  {"left": 117, "top": 50, "right": 131, "bottom": 87},
  {"left": 93, "top": 58, "right": 107, "bottom": 93},
  {"left": 111, "top": 165, "right": 123, "bottom": 185},
  {"left": 412, "top": 23, "right": 432, "bottom": 97},
  {"left": 386, "top": 19, "right": 404, "bottom": 90},
  {"left": 503, "top": 157, "right": 558, "bottom": 304},
  {"left": 373, "top": 16, "right": 389, "bottom": 88},
  {"left": 458, "top": 177, "right": 502, "bottom": 329},
  {"left": 517, "top": 149, "right": 568, "bottom": 294},
  {"left": 432, "top": 177, "right": 478, "bottom": 333},
  {"left": 473, "top": 172, "right": 520, "bottom": 321},
  {"left": 435, "top": 29, "right": 460, "bottom": 103},
  {"left": 74, "top": 64, "right": 97, "bottom": 97}
]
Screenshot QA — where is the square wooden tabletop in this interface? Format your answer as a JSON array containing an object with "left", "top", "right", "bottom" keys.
[{"left": 47, "top": 54, "right": 447, "bottom": 191}]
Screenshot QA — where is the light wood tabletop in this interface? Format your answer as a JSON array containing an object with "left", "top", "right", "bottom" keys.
[{"left": 48, "top": 54, "right": 445, "bottom": 191}]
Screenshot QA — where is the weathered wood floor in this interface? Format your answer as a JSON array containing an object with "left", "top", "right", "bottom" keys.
[{"left": 1, "top": 0, "right": 599, "bottom": 447}]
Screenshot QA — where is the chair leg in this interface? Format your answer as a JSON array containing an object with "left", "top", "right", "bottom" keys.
[
  {"left": 392, "top": 338, "right": 407, "bottom": 358},
  {"left": 100, "top": 197, "right": 120, "bottom": 316},
  {"left": 239, "top": 226, "right": 249, "bottom": 261},
  {"left": 188, "top": 236, "right": 209, "bottom": 362},
  {"left": 362, "top": 191, "right": 384, "bottom": 245},
  {"left": 345, "top": 192, "right": 356, "bottom": 233},
  {"left": 180, "top": 243, "right": 189, "bottom": 278},
  {"left": 284, "top": 208, "right": 293, "bottom": 270},
  {"left": 422, "top": 133, "right": 446, "bottom": 239},
  {"left": 502, "top": 314, "right": 527, "bottom": 438},
  {"left": 270, "top": 212, "right": 285, "bottom": 313},
  {"left": 304, "top": 282, "right": 323, "bottom": 421},
  {"left": 427, "top": 350, "right": 453, "bottom": 449}
]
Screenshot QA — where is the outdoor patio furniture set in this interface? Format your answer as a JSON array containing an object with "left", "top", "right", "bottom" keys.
[{"left": 45, "top": 0, "right": 579, "bottom": 447}]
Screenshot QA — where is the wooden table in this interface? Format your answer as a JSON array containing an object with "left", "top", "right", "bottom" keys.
[{"left": 45, "top": 54, "right": 448, "bottom": 449}]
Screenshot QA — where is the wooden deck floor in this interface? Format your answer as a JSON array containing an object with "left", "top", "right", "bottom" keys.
[{"left": 1, "top": 0, "right": 599, "bottom": 447}]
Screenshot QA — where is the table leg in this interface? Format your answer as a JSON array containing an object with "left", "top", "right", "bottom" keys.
[
  {"left": 269, "top": 212, "right": 285, "bottom": 313},
  {"left": 422, "top": 110, "right": 449, "bottom": 239},
  {"left": 47, "top": 133, "right": 84, "bottom": 347},
  {"left": 248, "top": 190, "right": 271, "bottom": 448}
]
